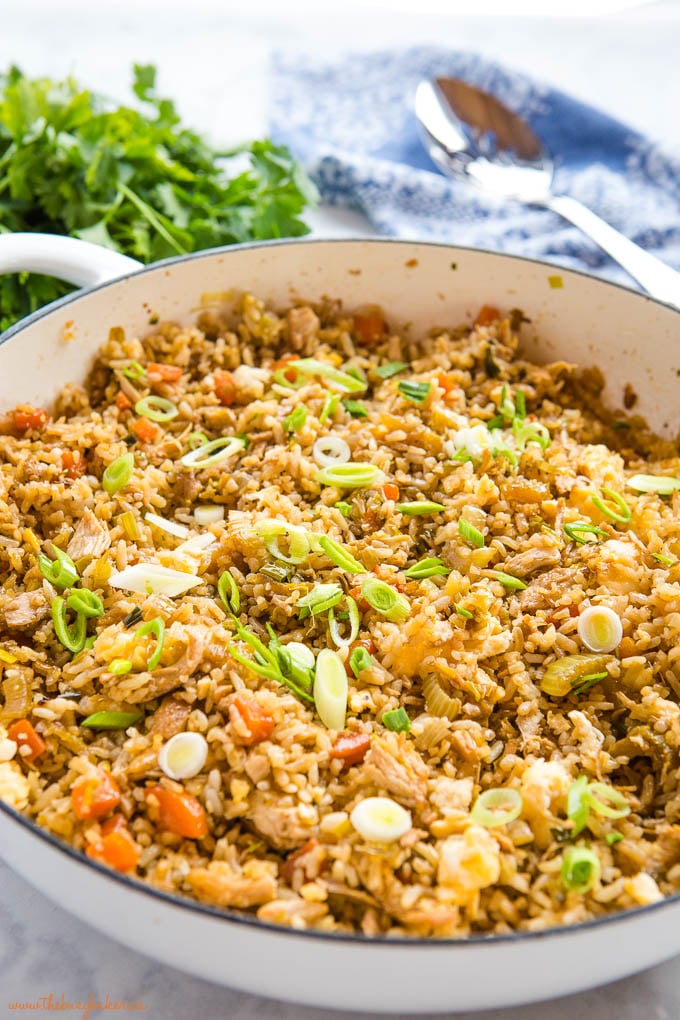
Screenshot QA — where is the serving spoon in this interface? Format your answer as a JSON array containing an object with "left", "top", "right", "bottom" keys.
[{"left": 414, "top": 77, "right": 680, "bottom": 307}]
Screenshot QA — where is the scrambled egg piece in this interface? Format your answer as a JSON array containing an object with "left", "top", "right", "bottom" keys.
[
  {"left": 0, "top": 761, "right": 30, "bottom": 810},
  {"left": 520, "top": 759, "right": 572, "bottom": 847},
  {"left": 437, "top": 824, "right": 500, "bottom": 901}
]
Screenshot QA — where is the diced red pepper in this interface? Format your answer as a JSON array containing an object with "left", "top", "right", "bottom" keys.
[
  {"left": 14, "top": 406, "right": 48, "bottom": 431},
  {"left": 330, "top": 732, "right": 371, "bottom": 768},
  {"left": 382, "top": 482, "right": 399, "bottom": 501},
  {"left": 7, "top": 719, "right": 46, "bottom": 763},
  {"left": 146, "top": 362, "right": 183, "bottom": 383},
  {"left": 132, "top": 417, "right": 160, "bottom": 443},
  {"left": 474, "top": 305, "right": 501, "bottom": 327},
  {"left": 353, "top": 312, "right": 386, "bottom": 347},
  {"left": 86, "top": 814, "right": 141, "bottom": 873},
  {"left": 229, "top": 694, "right": 275, "bottom": 746},
  {"left": 61, "top": 450, "right": 86, "bottom": 478},
  {"left": 214, "top": 370, "right": 236, "bottom": 407},
  {"left": 71, "top": 768, "right": 121, "bottom": 820},
  {"left": 146, "top": 786, "right": 208, "bottom": 839}
]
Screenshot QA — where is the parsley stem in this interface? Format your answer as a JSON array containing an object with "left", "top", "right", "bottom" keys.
[{"left": 118, "top": 182, "right": 188, "bottom": 256}]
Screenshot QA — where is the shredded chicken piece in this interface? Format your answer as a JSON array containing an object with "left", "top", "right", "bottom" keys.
[
  {"left": 437, "top": 825, "right": 501, "bottom": 899},
  {"left": 2, "top": 589, "right": 49, "bottom": 628},
  {"left": 362, "top": 732, "right": 429, "bottom": 809},
  {"left": 518, "top": 566, "right": 585, "bottom": 612},
  {"left": 66, "top": 508, "right": 110, "bottom": 560},
  {"left": 100, "top": 623, "right": 205, "bottom": 703},
  {"left": 256, "top": 896, "right": 328, "bottom": 927},
  {"left": 0, "top": 761, "right": 30, "bottom": 809},
  {"left": 287, "top": 306, "right": 320, "bottom": 349},
  {"left": 150, "top": 696, "right": 191, "bottom": 738},
  {"left": 187, "top": 859, "right": 278, "bottom": 908},
  {"left": 250, "top": 792, "right": 317, "bottom": 850},
  {"left": 503, "top": 545, "right": 561, "bottom": 578}
]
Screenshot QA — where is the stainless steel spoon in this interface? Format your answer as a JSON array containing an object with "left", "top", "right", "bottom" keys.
[{"left": 415, "top": 77, "right": 680, "bottom": 307}]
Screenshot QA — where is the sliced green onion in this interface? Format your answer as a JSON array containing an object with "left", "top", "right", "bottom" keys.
[
  {"left": 342, "top": 399, "right": 368, "bottom": 418},
  {"left": 395, "top": 500, "right": 445, "bottom": 516},
  {"left": 561, "top": 846, "right": 600, "bottom": 893},
  {"left": 135, "top": 617, "right": 165, "bottom": 670},
  {"left": 471, "top": 788, "right": 522, "bottom": 828},
  {"left": 455, "top": 603, "right": 473, "bottom": 619},
  {"left": 404, "top": 557, "right": 449, "bottom": 579},
  {"left": 375, "top": 361, "right": 408, "bottom": 379},
  {"left": 335, "top": 501, "right": 352, "bottom": 518},
  {"left": 109, "top": 563, "right": 202, "bottom": 597},
  {"left": 489, "top": 571, "right": 527, "bottom": 591},
  {"left": 513, "top": 418, "right": 550, "bottom": 451},
  {"left": 110, "top": 658, "right": 133, "bottom": 675},
  {"left": 285, "top": 641, "right": 316, "bottom": 689},
  {"left": 51, "top": 597, "right": 87, "bottom": 654},
  {"left": 652, "top": 552, "right": 676, "bottom": 566},
  {"left": 319, "top": 392, "right": 341, "bottom": 423},
  {"left": 571, "top": 672, "right": 608, "bottom": 695},
  {"left": 382, "top": 707, "right": 411, "bottom": 733},
  {"left": 272, "top": 363, "right": 306, "bottom": 389},
  {"left": 627, "top": 474, "right": 680, "bottom": 495},
  {"left": 361, "top": 578, "right": 410, "bottom": 622},
  {"left": 316, "top": 463, "right": 384, "bottom": 489},
  {"left": 540, "top": 653, "right": 613, "bottom": 697},
  {"left": 297, "top": 583, "right": 344, "bottom": 618},
  {"left": 317, "top": 535, "right": 365, "bottom": 573},
  {"left": 329, "top": 596, "right": 360, "bottom": 649},
  {"left": 398, "top": 380, "right": 431, "bottom": 404},
  {"left": 122, "top": 360, "right": 146, "bottom": 381},
  {"left": 314, "top": 648, "right": 348, "bottom": 730},
  {"left": 563, "top": 521, "right": 608, "bottom": 545},
  {"left": 38, "top": 547, "right": 79, "bottom": 589},
  {"left": 123, "top": 607, "right": 143, "bottom": 628},
  {"left": 218, "top": 570, "right": 240, "bottom": 614},
  {"left": 145, "top": 511, "right": 190, "bottom": 540},
  {"left": 605, "top": 832, "right": 623, "bottom": 846},
  {"left": 66, "top": 589, "right": 104, "bottom": 619},
  {"left": 567, "top": 775, "right": 591, "bottom": 837},
  {"left": 179, "top": 435, "right": 246, "bottom": 469},
  {"left": 349, "top": 646, "right": 372, "bottom": 676},
  {"left": 260, "top": 563, "right": 292, "bottom": 583},
  {"left": 187, "top": 431, "right": 209, "bottom": 450},
  {"left": 586, "top": 782, "right": 630, "bottom": 820},
  {"left": 498, "top": 385, "right": 515, "bottom": 421},
  {"left": 344, "top": 366, "right": 367, "bottom": 385},
  {"left": 515, "top": 390, "right": 527, "bottom": 420},
  {"left": 295, "top": 358, "right": 366, "bottom": 394},
  {"left": 117, "top": 509, "right": 141, "bottom": 540},
  {"left": 592, "top": 488, "right": 632, "bottom": 524},
  {"left": 102, "top": 452, "right": 135, "bottom": 495},
  {"left": 81, "top": 710, "right": 143, "bottom": 729},
  {"left": 458, "top": 518, "right": 485, "bottom": 547},
  {"left": 229, "top": 619, "right": 314, "bottom": 703},
  {"left": 194, "top": 505, "right": 225, "bottom": 526},
  {"left": 284, "top": 405, "right": 308, "bottom": 433},
  {"left": 255, "top": 520, "right": 312, "bottom": 565},
  {"left": 135, "top": 395, "right": 178, "bottom": 423},
  {"left": 577, "top": 606, "right": 622, "bottom": 654}
]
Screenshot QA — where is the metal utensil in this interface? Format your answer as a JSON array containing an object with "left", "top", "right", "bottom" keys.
[{"left": 415, "top": 77, "right": 680, "bottom": 307}]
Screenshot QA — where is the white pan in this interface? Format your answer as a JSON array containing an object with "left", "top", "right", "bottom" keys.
[{"left": 0, "top": 233, "right": 679, "bottom": 1014}]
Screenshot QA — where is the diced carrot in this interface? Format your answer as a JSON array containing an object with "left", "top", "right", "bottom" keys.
[
  {"left": 272, "top": 354, "right": 300, "bottom": 370},
  {"left": 14, "top": 406, "right": 48, "bottom": 431},
  {"left": 61, "top": 450, "right": 86, "bottom": 478},
  {"left": 7, "top": 719, "right": 46, "bottom": 763},
  {"left": 348, "top": 586, "right": 370, "bottom": 612},
  {"left": 382, "top": 482, "right": 399, "bottom": 501},
  {"left": 330, "top": 732, "right": 371, "bottom": 767},
  {"left": 353, "top": 312, "right": 386, "bottom": 347},
  {"left": 229, "top": 694, "right": 275, "bottom": 745},
  {"left": 146, "top": 786, "right": 208, "bottom": 839},
  {"left": 146, "top": 362, "right": 183, "bottom": 383},
  {"left": 132, "top": 417, "right": 160, "bottom": 443},
  {"left": 280, "top": 838, "right": 325, "bottom": 885},
  {"left": 71, "top": 768, "right": 121, "bottom": 820},
  {"left": 86, "top": 815, "right": 141, "bottom": 873},
  {"left": 116, "top": 391, "right": 132, "bottom": 411},
  {"left": 437, "top": 373, "right": 456, "bottom": 394},
  {"left": 214, "top": 369, "right": 236, "bottom": 407},
  {"left": 474, "top": 305, "right": 501, "bottom": 327}
]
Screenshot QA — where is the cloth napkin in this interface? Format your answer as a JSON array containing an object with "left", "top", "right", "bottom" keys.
[{"left": 270, "top": 47, "right": 680, "bottom": 286}]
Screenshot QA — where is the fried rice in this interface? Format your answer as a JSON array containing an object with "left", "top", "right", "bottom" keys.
[{"left": 1, "top": 293, "right": 680, "bottom": 938}]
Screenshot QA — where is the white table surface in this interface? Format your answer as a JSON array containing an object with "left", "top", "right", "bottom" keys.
[{"left": 3, "top": 2, "right": 680, "bottom": 1017}]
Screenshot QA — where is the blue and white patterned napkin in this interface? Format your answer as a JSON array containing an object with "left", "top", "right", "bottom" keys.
[{"left": 271, "top": 47, "right": 680, "bottom": 286}]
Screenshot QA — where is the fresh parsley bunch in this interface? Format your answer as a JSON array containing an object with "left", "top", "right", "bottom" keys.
[{"left": 0, "top": 64, "right": 318, "bottom": 330}]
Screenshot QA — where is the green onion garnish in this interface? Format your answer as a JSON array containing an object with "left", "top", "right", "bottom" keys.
[
  {"left": 375, "top": 361, "right": 408, "bottom": 379},
  {"left": 122, "top": 360, "right": 146, "bottom": 381},
  {"left": 567, "top": 774, "right": 591, "bottom": 837},
  {"left": 317, "top": 463, "right": 384, "bottom": 489},
  {"left": 515, "top": 390, "right": 527, "bottom": 419},
  {"left": 349, "top": 646, "right": 372, "bottom": 676},
  {"left": 296, "top": 583, "right": 344, "bottom": 618},
  {"left": 397, "top": 380, "right": 431, "bottom": 404},
  {"left": 66, "top": 589, "right": 104, "bottom": 619},
  {"left": 123, "top": 606, "right": 143, "bottom": 628},
  {"left": 314, "top": 648, "right": 348, "bottom": 730},
  {"left": 342, "top": 399, "right": 368, "bottom": 418},
  {"left": 395, "top": 501, "right": 445, "bottom": 516},
  {"left": 605, "top": 832, "right": 623, "bottom": 846},
  {"left": 328, "top": 596, "right": 360, "bottom": 649},
  {"left": 187, "top": 431, "right": 209, "bottom": 450},
  {"left": 283, "top": 405, "right": 308, "bottom": 433},
  {"left": 135, "top": 395, "right": 178, "bottom": 423},
  {"left": 228, "top": 618, "right": 314, "bottom": 703},
  {"left": 38, "top": 547, "right": 79, "bottom": 589},
  {"left": 361, "top": 578, "right": 410, "bottom": 622},
  {"left": 110, "top": 658, "right": 132, "bottom": 674},
  {"left": 458, "top": 518, "right": 485, "bottom": 548},
  {"left": 586, "top": 781, "right": 630, "bottom": 820},
  {"left": 571, "top": 671, "right": 608, "bottom": 694},
  {"left": 512, "top": 418, "right": 551, "bottom": 451},
  {"left": 317, "top": 535, "right": 365, "bottom": 573},
  {"left": 102, "top": 452, "right": 135, "bottom": 495},
  {"left": 135, "top": 617, "right": 165, "bottom": 670},
  {"left": 652, "top": 552, "right": 676, "bottom": 566},
  {"left": 561, "top": 846, "right": 601, "bottom": 893},
  {"left": 404, "top": 557, "right": 449, "bottom": 579},
  {"left": 334, "top": 501, "right": 352, "bottom": 517},
  {"left": 470, "top": 788, "right": 522, "bottom": 828},
  {"left": 218, "top": 569, "right": 240, "bottom": 614},
  {"left": 295, "top": 358, "right": 366, "bottom": 394},
  {"left": 382, "top": 707, "right": 411, "bottom": 733},
  {"left": 179, "top": 435, "right": 246, "bottom": 469},
  {"left": 260, "top": 563, "right": 292, "bottom": 583},
  {"left": 488, "top": 571, "right": 527, "bottom": 591},
  {"left": 51, "top": 596, "right": 87, "bottom": 654},
  {"left": 81, "top": 710, "right": 143, "bottom": 730},
  {"left": 455, "top": 603, "right": 473, "bottom": 619},
  {"left": 319, "top": 392, "right": 341, "bottom": 423},
  {"left": 627, "top": 474, "right": 680, "bottom": 495},
  {"left": 256, "top": 520, "right": 312, "bottom": 565},
  {"left": 563, "top": 521, "right": 608, "bottom": 545},
  {"left": 591, "top": 488, "right": 632, "bottom": 523}
]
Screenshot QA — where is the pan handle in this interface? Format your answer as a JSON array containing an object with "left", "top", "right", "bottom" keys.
[{"left": 0, "top": 232, "right": 142, "bottom": 288}]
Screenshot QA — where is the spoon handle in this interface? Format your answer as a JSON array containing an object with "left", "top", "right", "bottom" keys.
[{"left": 546, "top": 194, "right": 680, "bottom": 307}]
